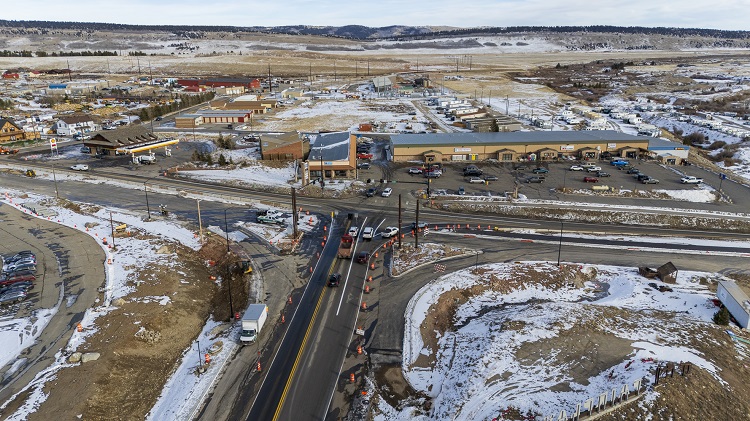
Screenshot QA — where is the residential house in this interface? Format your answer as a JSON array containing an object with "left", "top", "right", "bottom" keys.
[
  {"left": 0, "top": 118, "right": 27, "bottom": 143},
  {"left": 52, "top": 115, "right": 100, "bottom": 136}
]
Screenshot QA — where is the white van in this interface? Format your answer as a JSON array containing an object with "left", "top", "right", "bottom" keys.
[{"left": 138, "top": 155, "right": 157, "bottom": 164}]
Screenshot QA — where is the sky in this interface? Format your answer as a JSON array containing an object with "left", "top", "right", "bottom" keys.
[{"left": 3, "top": 0, "right": 749, "bottom": 30}]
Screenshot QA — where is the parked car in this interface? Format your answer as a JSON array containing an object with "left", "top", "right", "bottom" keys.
[
  {"left": 327, "top": 273, "right": 341, "bottom": 287},
  {"left": 4, "top": 263, "right": 36, "bottom": 274},
  {"left": 0, "top": 281, "right": 33, "bottom": 293},
  {"left": 0, "top": 272, "right": 36, "bottom": 286},
  {"left": 408, "top": 167, "right": 423, "bottom": 174},
  {"left": 627, "top": 168, "right": 641, "bottom": 174},
  {"left": 424, "top": 171, "right": 441, "bottom": 178},
  {"left": 357, "top": 162, "right": 371, "bottom": 170},
  {"left": 597, "top": 171, "right": 611, "bottom": 177},
  {"left": 569, "top": 165, "right": 584, "bottom": 171},
  {"left": 583, "top": 177, "right": 599, "bottom": 183},
  {"left": 642, "top": 178, "right": 660, "bottom": 184},
  {"left": 381, "top": 226, "right": 399, "bottom": 238},
  {"left": 366, "top": 188, "right": 377, "bottom": 197},
  {"left": 532, "top": 167, "right": 549, "bottom": 174},
  {"left": 70, "top": 164, "right": 89, "bottom": 171},
  {"left": 611, "top": 160, "right": 630, "bottom": 167},
  {"left": 463, "top": 169, "right": 483, "bottom": 176},
  {"left": 526, "top": 176, "right": 545, "bottom": 183},
  {"left": 348, "top": 226, "right": 359, "bottom": 237},
  {"left": 0, "top": 290, "right": 27, "bottom": 305},
  {"left": 362, "top": 227, "right": 374, "bottom": 240},
  {"left": 356, "top": 251, "right": 370, "bottom": 264},
  {"left": 636, "top": 174, "right": 651, "bottom": 181},
  {"left": 356, "top": 153, "right": 373, "bottom": 160},
  {"left": 381, "top": 187, "right": 393, "bottom": 197},
  {"left": 457, "top": 186, "right": 465, "bottom": 195},
  {"left": 467, "top": 177, "right": 485, "bottom": 184},
  {"left": 514, "top": 165, "right": 527, "bottom": 171},
  {"left": 586, "top": 166, "right": 602, "bottom": 172}
]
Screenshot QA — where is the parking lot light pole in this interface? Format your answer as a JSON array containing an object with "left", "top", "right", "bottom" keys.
[
  {"left": 557, "top": 220, "right": 564, "bottom": 267},
  {"left": 223, "top": 208, "right": 235, "bottom": 320},
  {"left": 143, "top": 174, "right": 160, "bottom": 220}
]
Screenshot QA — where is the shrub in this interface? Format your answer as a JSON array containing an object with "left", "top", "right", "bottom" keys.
[
  {"left": 707, "top": 141, "right": 727, "bottom": 150},
  {"left": 713, "top": 306, "right": 730, "bottom": 325}
]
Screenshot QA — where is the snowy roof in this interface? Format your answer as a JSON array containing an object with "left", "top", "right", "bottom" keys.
[
  {"left": 648, "top": 137, "right": 690, "bottom": 151},
  {"left": 308, "top": 131, "right": 351, "bottom": 161},
  {"left": 391, "top": 130, "right": 651, "bottom": 147}
]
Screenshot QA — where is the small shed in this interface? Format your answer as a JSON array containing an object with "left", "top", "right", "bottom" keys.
[
  {"left": 717, "top": 281, "right": 750, "bottom": 329},
  {"left": 656, "top": 262, "right": 678, "bottom": 284}
]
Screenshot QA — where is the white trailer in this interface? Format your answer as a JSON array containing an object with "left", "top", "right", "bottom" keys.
[
  {"left": 717, "top": 281, "right": 750, "bottom": 329},
  {"left": 240, "top": 304, "right": 269, "bottom": 344}
]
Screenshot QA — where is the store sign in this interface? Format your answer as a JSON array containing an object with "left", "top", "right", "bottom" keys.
[
  {"left": 560, "top": 145, "right": 574, "bottom": 151},
  {"left": 607, "top": 143, "right": 617, "bottom": 149},
  {"left": 454, "top": 147, "right": 471, "bottom": 152}
]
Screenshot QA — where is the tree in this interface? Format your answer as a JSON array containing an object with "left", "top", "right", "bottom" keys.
[
  {"left": 489, "top": 119, "right": 499, "bottom": 132},
  {"left": 191, "top": 150, "right": 201, "bottom": 161},
  {"left": 713, "top": 306, "right": 730, "bottom": 325},
  {"left": 218, "top": 154, "right": 227, "bottom": 166},
  {"left": 206, "top": 154, "right": 213, "bottom": 166}
]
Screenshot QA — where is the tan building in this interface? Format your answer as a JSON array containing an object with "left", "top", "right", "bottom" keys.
[
  {"left": 0, "top": 118, "right": 27, "bottom": 143},
  {"left": 260, "top": 132, "right": 308, "bottom": 160},
  {"left": 215, "top": 86, "right": 245, "bottom": 95},
  {"left": 389, "top": 131, "right": 651, "bottom": 163},
  {"left": 199, "top": 110, "right": 252, "bottom": 124},
  {"left": 209, "top": 97, "right": 278, "bottom": 114},
  {"left": 83, "top": 125, "right": 175, "bottom": 156},
  {"left": 174, "top": 114, "right": 203, "bottom": 129}
]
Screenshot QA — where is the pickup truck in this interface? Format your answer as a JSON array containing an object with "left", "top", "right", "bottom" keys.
[
  {"left": 257, "top": 215, "right": 285, "bottom": 225},
  {"left": 680, "top": 176, "right": 703, "bottom": 184}
]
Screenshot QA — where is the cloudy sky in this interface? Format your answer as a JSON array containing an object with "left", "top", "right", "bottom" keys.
[{"left": 5, "top": 0, "right": 748, "bottom": 30}]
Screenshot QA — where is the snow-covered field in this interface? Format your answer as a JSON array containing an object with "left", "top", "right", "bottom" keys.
[{"left": 378, "top": 261, "right": 727, "bottom": 421}]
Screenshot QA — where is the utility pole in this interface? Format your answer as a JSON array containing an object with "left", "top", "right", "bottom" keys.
[
  {"left": 367, "top": 60, "right": 370, "bottom": 76},
  {"left": 398, "top": 194, "right": 402, "bottom": 249},
  {"left": 334, "top": 60, "right": 337, "bottom": 81},
  {"left": 415, "top": 199, "right": 420, "bottom": 248},
  {"left": 268, "top": 64, "right": 272, "bottom": 94},
  {"left": 66, "top": 59, "right": 72, "bottom": 82},
  {"left": 110, "top": 212, "right": 116, "bottom": 250},
  {"left": 197, "top": 199, "right": 203, "bottom": 244},
  {"left": 137, "top": 56, "right": 141, "bottom": 75},
  {"left": 291, "top": 187, "right": 298, "bottom": 240}
]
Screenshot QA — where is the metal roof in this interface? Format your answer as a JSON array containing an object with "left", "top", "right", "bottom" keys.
[
  {"left": 199, "top": 110, "right": 251, "bottom": 117},
  {"left": 308, "top": 131, "right": 350, "bottom": 161},
  {"left": 390, "top": 130, "right": 651, "bottom": 147},
  {"left": 647, "top": 137, "right": 690, "bottom": 150}
]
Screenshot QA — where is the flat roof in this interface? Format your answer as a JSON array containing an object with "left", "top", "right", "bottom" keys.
[
  {"left": 199, "top": 110, "right": 251, "bottom": 117},
  {"left": 648, "top": 137, "right": 690, "bottom": 150},
  {"left": 391, "top": 130, "right": 651, "bottom": 147},
  {"left": 309, "top": 131, "right": 350, "bottom": 162}
]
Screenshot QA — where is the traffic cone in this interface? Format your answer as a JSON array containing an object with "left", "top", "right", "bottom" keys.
[
  {"left": 367, "top": 276, "right": 372, "bottom": 282},
  {"left": 288, "top": 296, "right": 293, "bottom": 305},
  {"left": 370, "top": 263, "right": 375, "bottom": 270},
  {"left": 374, "top": 252, "right": 379, "bottom": 258},
  {"left": 435, "top": 225, "right": 438, "bottom": 230},
  {"left": 205, "top": 353, "right": 211, "bottom": 364},
  {"left": 365, "top": 285, "right": 370, "bottom": 293},
  {"left": 310, "top": 266, "right": 313, "bottom": 273},
  {"left": 281, "top": 313, "right": 285, "bottom": 324},
  {"left": 360, "top": 302, "right": 367, "bottom": 311},
  {"left": 256, "top": 361, "right": 261, "bottom": 371},
  {"left": 350, "top": 373, "right": 355, "bottom": 383},
  {"left": 324, "top": 225, "right": 327, "bottom": 231},
  {"left": 357, "top": 345, "right": 363, "bottom": 355},
  {"left": 77, "top": 323, "right": 83, "bottom": 332}
]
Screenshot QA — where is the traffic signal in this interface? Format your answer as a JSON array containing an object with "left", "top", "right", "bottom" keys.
[
  {"left": 367, "top": 178, "right": 372, "bottom": 183},
  {"left": 380, "top": 179, "right": 385, "bottom": 183}
]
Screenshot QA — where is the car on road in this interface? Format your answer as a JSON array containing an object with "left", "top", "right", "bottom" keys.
[
  {"left": 597, "top": 171, "right": 611, "bottom": 177},
  {"left": 586, "top": 166, "right": 602, "bottom": 172},
  {"left": 642, "top": 178, "right": 660, "bottom": 184},
  {"left": 381, "top": 226, "right": 399, "bottom": 238},
  {"left": 636, "top": 174, "right": 651, "bottom": 181},
  {"left": 70, "top": 164, "right": 89, "bottom": 171},
  {"left": 680, "top": 176, "right": 703, "bottom": 184},
  {"left": 348, "top": 226, "right": 359, "bottom": 238},
  {"left": 366, "top": 188, "right": 377, "bottom": 197},
  {"left": 483, "top": 175, "right": 499, "bottom": 181},
  {"left": 362, "top": 227, "right": 374, "bottom": 240},
  {"left": 467, "top": 177, "right": 485, "bottom": 184},
  {"left": 356, "top": 251, "right": 370, "bottom": 264},
  {"left": 457, "top": 186, "right": 465, "bottom": 195},
  {"left": 526, "top": 176, "right": 545, "bottom": 183},
  {"left": 155, "top": 116, "right": 163, "bottom": 121},
  {"left": 583, "top": 177, "right": 599, "bottom": 183},
  {"left": 411, "top": 222, "right": 428, "bottom": 230},
  {"left": 357, "top": 162, "right": 371, "bottom": 170},
  {"left": 327, "top": 273, "right": 341, "bottom": 287},
  {"left": 569, "top": 165, "right": 584, "bottom": 171},
  {"left": 408, "top": 167, "right": 423, "bottom": 174},
  {"left": 532, "top": 167, "right": 549, "bottom": 174},
  {"left": 381, "top": 187, "right": 393, "bottom": 197}
]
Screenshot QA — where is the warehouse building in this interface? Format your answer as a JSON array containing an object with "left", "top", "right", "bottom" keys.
[
  {"left": 389, "top": 131, "right": 654, "bottom": 163},
  {"left": 199, "top": 110, "right": 253, "bottom": 124}
]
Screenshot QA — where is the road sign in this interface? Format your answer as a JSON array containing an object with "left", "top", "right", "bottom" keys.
[
  {"left": 721, "top": 173, "right": 727, "bottom": 180},
  {"left": 434, "top": 263, "right": 446, "bottom": 272}
]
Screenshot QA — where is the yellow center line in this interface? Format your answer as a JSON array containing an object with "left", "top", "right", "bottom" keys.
[{"left": 271, "top": 262, "right": 338, "bottom": 421}]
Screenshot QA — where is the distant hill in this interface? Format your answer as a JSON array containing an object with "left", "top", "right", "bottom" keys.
[{"left": 1, "top": 20, "right": 748, "bottom": 41}]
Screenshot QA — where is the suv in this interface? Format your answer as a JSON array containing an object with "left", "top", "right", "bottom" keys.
[
  {"left": 327, "top": 273, "right": 341, "bottom": 287},
  {"left": 411, "top": 222, "right": 428, "bottom": 230},
  {"left": 362, "top": 227, "right": 374, "bottom": 240},
  {"left": 408, "top": 167, "right": 423, "bottom": 174},
  {"left": 381, "top": 226, "right": 399, "bottom": 238},
  {"left": 467, "top": 177, "right": 485, "bottom": 184},
  {"left": 366, "top": 188, "right": 377, "bottom": 197},
  {"left": 532, "top": 167, "right": 549, "bottom": 174},
  {"left": 356, "top": 251, "right": 370, "bottom": 264}
]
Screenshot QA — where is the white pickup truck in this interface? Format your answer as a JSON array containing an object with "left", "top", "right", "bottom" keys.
[{"left": 680, "top": 176, "right": 703, "bottom": 184}]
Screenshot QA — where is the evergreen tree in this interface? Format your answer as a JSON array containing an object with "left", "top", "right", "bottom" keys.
[
  {"left": 713, "top": 307, "right": 730, "bottom": 325},
  {"left": 218, "top": 154, "right": 227, "bottom": 166},
  {"left": 489, "top": 119, "right": 499, "bottom": 132}
]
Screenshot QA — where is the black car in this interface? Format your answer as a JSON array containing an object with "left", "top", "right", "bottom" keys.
[
  {"left": 356, "top": 251, "right": 370, "bottom": 264},
  {"left": 526, "top": 176, "right": 545, "bottom": 183},
  {"left": 532, "top": 167, "right": 549, "bottom": 174},
  {"left": 483, "top": 175, "right": 499, "bottom": 181},
  {"left": 463, "top": 169, "right": 483, "bottom": 176},
  {"left": 627, "top": 168, "right": 640, "bottom": 174},
  {"left": 328, "top": 273, "right": 341, "bottom": 287},
  {"left": 366, "top": 188, "right": 377, "bottom": 197},
  {"left": 357, "top": 162, "right": 371, "bottom": 170}
]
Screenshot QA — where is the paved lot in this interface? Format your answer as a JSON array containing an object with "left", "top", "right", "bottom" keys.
[{"left": 0, "top": 201, "right": 104, "bottom": 403}]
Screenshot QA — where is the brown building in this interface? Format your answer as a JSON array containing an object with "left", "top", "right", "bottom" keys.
[
  {"left": 209, "top": 97, "right": 278, "bottom": 114},
  {"left": 260, "top": 132, "right": 308, "bottom": 160},
  {"left": 0, "top": 118, "right": 27, "bottom": 143},
  {"left": 83, "top": 125, "right": 167, "bottom": 156},
  {"left": 199, "top": 110, "right": 253, "bottom": 124},
  {"left": 174, "top": 114, "right": 203, "bottom": 129},
  {"left": 389, "top": 131, "right": 651, "bottom": 163}
]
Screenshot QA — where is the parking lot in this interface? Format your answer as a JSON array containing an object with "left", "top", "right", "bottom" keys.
[{"left": 358, "top": 156, "right": 716, "bottom": 202}]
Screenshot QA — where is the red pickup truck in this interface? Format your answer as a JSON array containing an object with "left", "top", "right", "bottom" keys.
[{"left": 357, "top": 153, "right": 373, "bottom": 160}]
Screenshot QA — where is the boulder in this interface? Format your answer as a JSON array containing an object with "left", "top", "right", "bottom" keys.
[
  {"left": 81, "top": 352, "right": 100, "bottom": 363},
  {"left": 156, "top": 245, "right": 171, "bottom": 255},
  {"left": 68, "top": 352, "right": 82, "bottom": 363}
]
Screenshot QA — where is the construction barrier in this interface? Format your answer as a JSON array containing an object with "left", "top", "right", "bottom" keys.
[
  {"left": 360, "top": 302, "right": 367, "bottom": 311},
  {"left": 349, "top": 373, "right": 355, "bottom": 383}
]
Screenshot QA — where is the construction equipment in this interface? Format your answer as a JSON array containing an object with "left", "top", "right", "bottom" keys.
[
  {"left": 0, "top": 146, "right": 19, "bottom": 155},
  {"left": 25, "top": 169, "right": 36, "bottom": 177},
  {"left": 114, "top": 224, "right": 128, "bottom": 233},
  {"left": 239, "top": 261, "right": 253, "bottom": 274}
]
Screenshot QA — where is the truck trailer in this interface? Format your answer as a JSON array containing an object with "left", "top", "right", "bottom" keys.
[
  {"left": 337, "top": 234, "right": 354, "bottom": 259},
  {"left": 240, "top": 304, "right": 268, "bottom": 344}
]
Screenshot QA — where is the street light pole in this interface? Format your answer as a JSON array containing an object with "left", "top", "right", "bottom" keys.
[
  {"left": 319, "top": 145, "right": 325, "bottom": 190},
  {"left": 223, "top": 208, "right": 235, "bottom": 319},
  {"left": 144, "top": 181, "right": 151, "bottom": 219}
]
